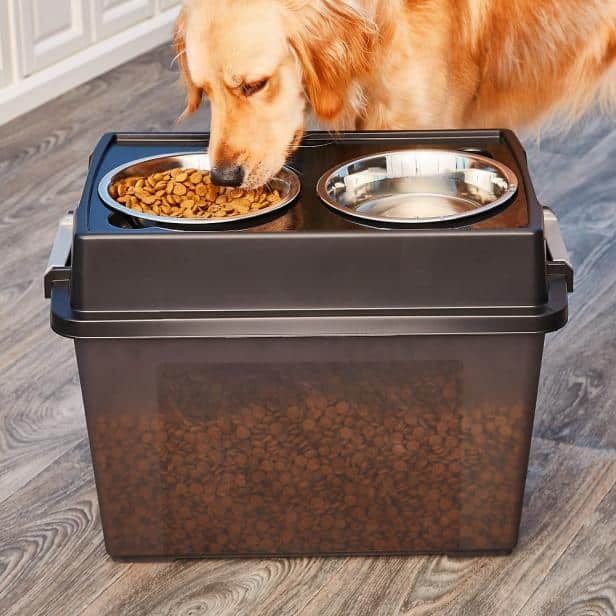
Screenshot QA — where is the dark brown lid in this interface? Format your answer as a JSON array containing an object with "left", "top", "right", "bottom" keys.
[{"left": 45, "top": 130, "right": 572, "bottom": 338}]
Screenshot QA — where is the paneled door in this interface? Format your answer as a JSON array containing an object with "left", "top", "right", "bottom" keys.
[
  {"left": 16, "top": 0, "right": 92, "bottom": 76},
  {"left": 92, "top": 0, "right": 156, "bottom": 41}
]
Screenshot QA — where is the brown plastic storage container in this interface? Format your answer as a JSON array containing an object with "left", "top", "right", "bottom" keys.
[{"left": 46, "top": 130, "right": 573, "bottom": 557}]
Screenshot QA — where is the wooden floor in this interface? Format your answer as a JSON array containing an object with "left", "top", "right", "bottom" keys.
[{"left": 0, "top": 43, "right": 615, "bottom": 616}]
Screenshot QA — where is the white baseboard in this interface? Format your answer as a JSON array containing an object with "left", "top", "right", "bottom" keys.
[{"left": 0, "top": 6, "right": 181, "bottom": 127}]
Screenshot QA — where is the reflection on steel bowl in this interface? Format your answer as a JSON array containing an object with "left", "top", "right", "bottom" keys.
[{"left": 317, "top": 149, "right": 518, "bottom": 225}]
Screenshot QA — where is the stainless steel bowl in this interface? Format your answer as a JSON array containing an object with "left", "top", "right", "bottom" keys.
[
  {"left": 317, "top": 149, "right": 518, "bottom": 225},
  {"left": 98, "top": 152, "right": 300, "bottom": 226}
]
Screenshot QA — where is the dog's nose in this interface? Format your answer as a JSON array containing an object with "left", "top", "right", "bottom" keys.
[{"left": 210, "top": 164, "right": 245, "bottom": 187}]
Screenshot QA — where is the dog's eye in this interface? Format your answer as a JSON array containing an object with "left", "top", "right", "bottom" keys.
[{"left": 241, "top": 79, "right": 268, "bottom": 97}]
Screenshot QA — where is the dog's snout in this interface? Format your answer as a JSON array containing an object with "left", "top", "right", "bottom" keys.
[{"left": 210, "top": 164, "right": 245, "bottom": 187}]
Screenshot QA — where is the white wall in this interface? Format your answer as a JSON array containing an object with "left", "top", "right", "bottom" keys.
[{"left": 0, "top": 0, "right": 181, "bottom": 125}]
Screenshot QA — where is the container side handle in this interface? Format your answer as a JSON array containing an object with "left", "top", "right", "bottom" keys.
[
  {"left": 44, "top": 211, "right": 74, "bottom": 299},
  {"left": 543, "top": 206, "right": 573, "bottom": 293}
]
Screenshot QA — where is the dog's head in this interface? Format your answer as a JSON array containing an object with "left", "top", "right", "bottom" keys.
[{"left": 176, "top": 0, "right": 376, "bottom": 188}]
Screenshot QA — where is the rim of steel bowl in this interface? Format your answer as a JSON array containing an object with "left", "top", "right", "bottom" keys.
[{"left": 316, "top": 148, "right": 519, "bottom": 225}]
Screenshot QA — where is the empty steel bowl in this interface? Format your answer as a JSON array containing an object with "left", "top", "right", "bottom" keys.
[
  {"left": 98, "top": 152, "right": 301, "bottom": 226},
  {"left": 317, "top": 149, "right": 518, "bottom": 225}
]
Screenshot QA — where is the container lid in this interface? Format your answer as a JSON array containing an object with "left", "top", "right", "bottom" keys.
[{"left": 44, "top": 130, "right": 573, "bottom": 337}]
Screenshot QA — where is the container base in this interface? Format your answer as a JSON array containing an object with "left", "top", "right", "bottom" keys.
[{"left": 108, "top": 547, "right": 515, "bottom": 562}]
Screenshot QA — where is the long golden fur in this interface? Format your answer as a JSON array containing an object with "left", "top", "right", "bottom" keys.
[{"left": 176, "top": 0, "right": 616, "bottom": 188}]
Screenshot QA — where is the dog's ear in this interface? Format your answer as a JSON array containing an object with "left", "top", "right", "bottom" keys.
[
  {"left": 287, "top": 0, "right": 377, "bottom": 122},
  {"left": 174, "top": 9, "right": 203, "bottom": 121}
]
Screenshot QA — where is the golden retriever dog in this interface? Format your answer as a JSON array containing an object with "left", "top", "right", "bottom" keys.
[{"left": 175, "top": 0, "right": 616, "bottom": 188}]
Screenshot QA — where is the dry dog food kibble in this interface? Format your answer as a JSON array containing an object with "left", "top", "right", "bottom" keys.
[
  {"left": 89, "top": 361, "right": 526, "bottom": 556},
  {"left": 108, "top": 167, "right": 282, "bottom": 219}
]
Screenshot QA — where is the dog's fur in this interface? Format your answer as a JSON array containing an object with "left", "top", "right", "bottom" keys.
[{"left": 176, "top": 0, "right": 616, "bottom": 188}]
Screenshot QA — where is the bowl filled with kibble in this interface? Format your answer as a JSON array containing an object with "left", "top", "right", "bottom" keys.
[{"left": 98, "top": 152, "right": 300, "bottom": 226}]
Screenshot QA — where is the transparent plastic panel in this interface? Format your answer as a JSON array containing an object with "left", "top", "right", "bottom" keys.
[{"left": 76, "top": 334, "right": 544, "bottom": 557}]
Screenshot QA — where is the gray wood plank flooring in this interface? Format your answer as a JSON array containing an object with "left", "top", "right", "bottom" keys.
[{"left": 0, "top": 43, "right": 614, "bottom": 616}]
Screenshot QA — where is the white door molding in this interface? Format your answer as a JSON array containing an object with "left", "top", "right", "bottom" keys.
[
  {"left": 16, "top": 0, "right": 93, "bottom": 76},
  {"left": 92, "top": 0, "right": 156, "bottom": 42},
  {"left": 158, "top": 0, "right": 180, "bottom": 11},
  {"left": 0, "top": 0, "right": 13, "bottom": 86}
]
